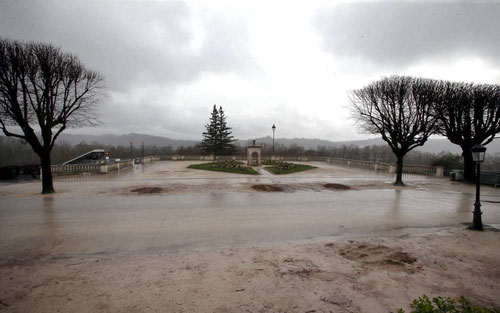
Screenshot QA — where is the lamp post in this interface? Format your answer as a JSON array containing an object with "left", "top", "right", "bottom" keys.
[
  {"left": 272, "top": 124, "right": 276, "bottom": 159},
  {"left": 471, "top": 144, "right": 486, "bottom": 231},
  {"left": 130, "top": 141, "right": 133, "bottom": 160}
]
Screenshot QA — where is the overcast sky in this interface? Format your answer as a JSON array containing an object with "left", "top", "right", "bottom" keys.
[{"left": 1, "top": 0, "right": 499, "bottom": 141}]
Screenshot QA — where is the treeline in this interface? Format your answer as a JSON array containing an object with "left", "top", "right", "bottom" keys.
[
  {"left": 0, "top": 137, "right": 177, "bottom": 166},
  {"left": 2, "top": 136, "right": 499, "bottom": 170}
]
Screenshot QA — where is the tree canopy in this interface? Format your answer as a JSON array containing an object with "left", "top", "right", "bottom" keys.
[
  {"left": 0, "top": 38, "right": 103, "bottom": 193},
  {"left": 432, "top": 81, "right": 500, "bottom": 181},
  {"left": 350, "top": 76, "right": 438, "bottom": 185}
]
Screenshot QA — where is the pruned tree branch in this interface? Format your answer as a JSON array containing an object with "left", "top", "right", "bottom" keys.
[{"left": 350, "top": 76, "right": 438, "bottom": 185}]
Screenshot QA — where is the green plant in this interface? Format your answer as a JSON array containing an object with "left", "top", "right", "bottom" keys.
[
  {"left": 432, "top": 153, "right": 462, "bottom": 170},
  {"left": 398, "top": 295, "right": 500, "bottom": 313},
  {"left": 265, "top": 162, "right": 316, "bottom": 175},
  {"left": 188, "top": 162, "right": 258, "bottom": 175}
]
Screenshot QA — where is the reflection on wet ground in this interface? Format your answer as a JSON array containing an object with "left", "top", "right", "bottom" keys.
[{"left": 0, "top": 161, "right": 499, "bottom": 258}]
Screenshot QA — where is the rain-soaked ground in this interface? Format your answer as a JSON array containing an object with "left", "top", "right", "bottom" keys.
[{"left": 1, "top": 161, "right": 499, "bottom": 258}]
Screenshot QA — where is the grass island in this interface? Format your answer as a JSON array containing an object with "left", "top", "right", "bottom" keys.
[
  {"left": 264, "top": 161, "right": 317, "bottom": 175},
  {"left": 188, "top": 160, "right": 259, "bottom": 175}
]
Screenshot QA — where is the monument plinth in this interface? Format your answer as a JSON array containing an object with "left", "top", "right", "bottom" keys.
[{"left": 247, "top": 140, "right": 262, "bottom": 166}]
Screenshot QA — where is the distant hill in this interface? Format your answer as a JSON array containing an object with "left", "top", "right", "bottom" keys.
[
  {"left": 56, "top": 133, "right": 198, "bottom": 149},
  {"left": 52, "top": 133, "right": 500, "bottom": 155},
  {"left": 239, "top": 136, "right": 500, "bottom": 155}
]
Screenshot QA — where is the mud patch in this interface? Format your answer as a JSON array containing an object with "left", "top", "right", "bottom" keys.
[
  {"left": 131, "top": 187, "right": 166, "bottom": 194},
  {"left": 338, "top": 242, "right": 416, "bottom": 267},
  {"left": 279, "top": 257, "right": 321, "bottom": 277},
  {"left": 324, "top": 183, "right": 351, "bottom": 190},
  {"left": 251, "top": 184, "right": 284, "bottom": 192}
]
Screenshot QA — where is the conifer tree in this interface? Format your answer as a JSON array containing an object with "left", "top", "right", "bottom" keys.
[
  {"left": 200, "top": 105, "right": 237, "bottom": 156},
  {"left": 200, "top": 105, "right": 220, "bottom": 155},
  {"left": 218, "top": 106, "right": 237, "bottom": 155}
]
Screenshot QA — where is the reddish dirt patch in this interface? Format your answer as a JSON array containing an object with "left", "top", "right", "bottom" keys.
[
  {"left": 338, "top": 242, "right": 416, "bottom": 267},
  {"left": 251, "top": 184, "right": 284, "bottom": 192},
  {"left": 324, "top": 183, "right": 351, "bottom": 190},
  {"left": 131, "top": 187, "right": 165, "bottom": 194}
]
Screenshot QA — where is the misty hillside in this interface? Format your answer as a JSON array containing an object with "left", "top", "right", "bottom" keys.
[
  {"left": 56, "top": 133, "right": 198, "bottom": 149},
  {"left": 240, "top": 136, "right": 500, "bottom": 155},
  {"left": 52, "top": 133, "right": 500, "bottom": 155}
]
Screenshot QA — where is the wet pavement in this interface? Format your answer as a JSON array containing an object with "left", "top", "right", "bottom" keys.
[{"left": 1, "top": 161, "right": 499, "bottom": 258}]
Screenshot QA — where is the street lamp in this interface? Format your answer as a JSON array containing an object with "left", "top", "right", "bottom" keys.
[
  {"left": 471, "top": 144, "right": 486, "bottom": 231},
  {"left": 272, "top": 124, "right": 276, "bottom": 159}
]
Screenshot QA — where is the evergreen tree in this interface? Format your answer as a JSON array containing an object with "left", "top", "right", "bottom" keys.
[
  {"left": 200, "top": 105, "right": 220, "bottom": 155},
  {"left": 200, "top": 105, "right": 238, "bottom": 156},
  {"left": 218, "top": 106, "right": 237, "bottom": 155}
]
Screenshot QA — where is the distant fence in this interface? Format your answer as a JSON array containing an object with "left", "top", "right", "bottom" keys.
[{"left": 480, "top": 172, "right": 500, "bottom": 187}]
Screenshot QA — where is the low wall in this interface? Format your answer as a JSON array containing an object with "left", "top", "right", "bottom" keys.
[
  {"left": 99, "top": 160, "right": 134, "bottom": 174},
  {"left": 51, "top": 163, "right": 101, "bottom": 175},
  {"left": 142, "top": 156, "right": 160, "bottom": 164},
  {"left": 326, "top": 157, "right": 443, "bottom": 177},
  {"left": 49, "top": 156, "right": 156, "bottom": 177}
]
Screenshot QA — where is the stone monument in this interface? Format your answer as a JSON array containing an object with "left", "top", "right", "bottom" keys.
[{"left": 247, "top": 140, "right": 262, "bottom": 166}]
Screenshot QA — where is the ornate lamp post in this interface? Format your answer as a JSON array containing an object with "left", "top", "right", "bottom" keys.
[
  {"left": 272, "top": 124, "right": 276, "bottom": 159},
  {"left": 471, "top": 144, "right": 486, "bottom": 231}
]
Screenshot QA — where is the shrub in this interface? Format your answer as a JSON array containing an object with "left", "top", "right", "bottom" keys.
[
  {"left": 398, "top": 295, "right": 500, "bottom": 313},
  {"left": 211, "top": 160, "right": 244, "bottom": 169},
  {"left": 432, "top": 153, "right": 462, "bottom": 170},
  {"left": 266, "top": 161, "right": 297, "bottom": 171}
]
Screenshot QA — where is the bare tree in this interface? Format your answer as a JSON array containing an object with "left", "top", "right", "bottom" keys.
[
  {"left": 350, "top": 76, "right": 438, "bottom": 185},
  {"left": 432, "top": 81, "right": 500, "bottom": 182},
  {"left": 0, "top": 38, "right": 103, "bottom": 193}
]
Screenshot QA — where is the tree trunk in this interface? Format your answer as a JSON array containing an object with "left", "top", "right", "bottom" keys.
[
  {"left": 394, "top": 155, "right": 405, "bottom": 186},
  {"left": 462, "top": 147, "right": 475, "bottom": 183},
  {"left": 40, "top": 151, "right": 55, "bottom": 194}
]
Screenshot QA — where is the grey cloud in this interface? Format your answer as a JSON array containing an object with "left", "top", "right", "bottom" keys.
[
  {"left": 315, "top": 2, "right": 500, "bottom": 69},
  {"left": 0, "top": 0, "right": 257, "bottom": 91}
]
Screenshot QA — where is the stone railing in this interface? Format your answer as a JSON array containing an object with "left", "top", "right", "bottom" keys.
[
  {"left": 48, "top": 156, "right": 159, "bottom": 177},
  {"left": 51, "top": 163, "right": 101, "bottom": 175},
  {"left": 98, "top": 160, "right": 134, "bottom": 174},
  {"left": 326, "top": 157, "right": 443, "bottom": 177},
  {"left": 140, "top": 156, "right": 161, "bottom": 164},
  {"left": 402, "top": 163, "right": 439, "bottom": 176}
]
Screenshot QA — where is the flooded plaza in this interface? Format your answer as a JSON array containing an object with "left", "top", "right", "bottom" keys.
[
  {"left": 1, "top": 161, "right": 499, "bottom": 258},
  {"left": 1, "top": 161, "right": 500, "bottom": 312}
]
